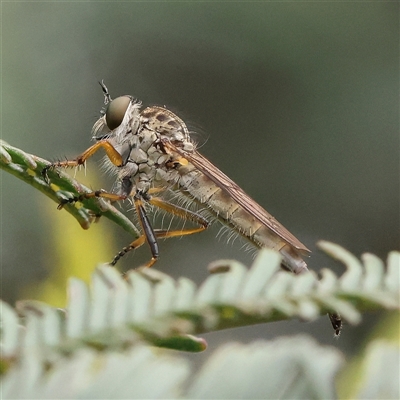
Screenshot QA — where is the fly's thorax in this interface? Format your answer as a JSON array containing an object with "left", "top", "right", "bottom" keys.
[
  {"left": 140, "top": 106, "right": 195, "bottom": 152},
  {"left": 141, "top": 106, "right": 189, "bottom": 141},
  {"left": 111, "top": 124, "right": 188, "bottom": 196}
]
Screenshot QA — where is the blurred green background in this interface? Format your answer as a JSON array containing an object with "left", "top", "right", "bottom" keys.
[{"left": 1, "top": 2, "right": 398, "bottom": 360}]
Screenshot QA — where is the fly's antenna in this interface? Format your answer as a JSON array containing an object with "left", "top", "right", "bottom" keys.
[{"left": 99, "top": 80, "right": 112, "bottom": 105}]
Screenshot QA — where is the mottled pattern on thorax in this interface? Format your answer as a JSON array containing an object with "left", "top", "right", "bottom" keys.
[{"left": 107, "top": 105, "right": 194, "bottom": 196}]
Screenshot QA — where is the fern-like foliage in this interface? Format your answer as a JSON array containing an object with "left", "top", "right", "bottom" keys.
[
  {"left": 1, "top": 243, "right": 398, "bottom": 356},
  {"left": 1, "top": 333, "right": 349, "bottom": 399},
  {"left": 1, "top": 244, "right": 399, "bottom": 399},
  {"left": 0, "top": 140, "right": 140, "bottom": 236}
]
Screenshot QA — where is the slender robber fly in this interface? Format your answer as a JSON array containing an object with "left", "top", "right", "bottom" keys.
[
  {"left": 43, "top": 82, "right": 342, "bottom": 334},
  {"left": 43, "top": 82, "right": 311, "bottom": 274}
]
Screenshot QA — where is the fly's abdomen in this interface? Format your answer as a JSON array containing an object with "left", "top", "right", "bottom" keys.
[
  {"left": 175, "top": 164, "right": 308, "bottom": 274},
  {"left": 177, "top": 167, "right": 282, "bottom": 250}
]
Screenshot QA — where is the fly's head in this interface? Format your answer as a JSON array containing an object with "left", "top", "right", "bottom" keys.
[{"left": 91, "top": 85, "right": 141, "bottom": 144}]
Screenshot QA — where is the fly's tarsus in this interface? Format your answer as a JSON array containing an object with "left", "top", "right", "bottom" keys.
[
  {"left": 41, "top": 162, "right": 62, "bottom": 184},
  {"left": 57, "top": 196, "right": 79, "bottom": 210},
  {"left": 41, "top": 165, "right": 52, "bottom": 184},
  {"left": 41, "top": 157, "right": 84, "bottom": 185},
  {"left": 111, "top": 242, "right": 140, "bottom": 266}
]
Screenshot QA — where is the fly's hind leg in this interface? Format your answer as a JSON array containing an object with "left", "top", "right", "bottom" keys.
[
  {"left": 111, "top": 196, "right": 158, "bottom": 267},
  {"left": 111, "top": 196, "right": 209, "bottom": 268},
  {"left": 148, "top": 197, "right": 210, "bottom": 238}
]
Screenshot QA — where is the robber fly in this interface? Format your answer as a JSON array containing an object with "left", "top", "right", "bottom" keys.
[
  {"left": 43, "top": 82, "right": 342, "bottom": 335},
  {"left": 43, "top": 81, "right": 310, "bottom": 274}
]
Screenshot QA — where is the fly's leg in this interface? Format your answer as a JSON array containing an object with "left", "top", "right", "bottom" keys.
[
  {"left": 111, "top": 196, "right": 158, "bottom": 267},
  {"left": 111, "top": 196, "right": 209, "bottom": 267},
  {"left": 148, "top": 197, "right": 209, "bottom": 236},
  {"left": 42, "top": 140, "right": 126, "bottom": 209},
  {"left": 42, "top": 140, "right": 123, "bottom": 183},
  {"left": 56, "top": 189, "right": 127, "bottom": 210}
]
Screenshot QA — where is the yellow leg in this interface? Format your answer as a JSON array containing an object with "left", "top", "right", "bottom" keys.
[
  {"left": 149, "top": 197, "right": 209, "bottom": 232},
  {"left": 112, "top": 196, "right": 209, "bottom": 267},
  {"left": 42, "top": 140, "right": 123, "bottom": 181},
  {"left": 111, "top": 235, "right": 147, "bottom": 266},
  {"left": 57, "top": 189, "right": 127, "bottom": 210}
]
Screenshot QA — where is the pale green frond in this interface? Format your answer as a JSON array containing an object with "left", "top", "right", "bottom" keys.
[
  {"left": 1, "top": 345, "right": 189, "bottom": 399},
  {"left": 186, "top": 335, "right": 344, "bottom": 400},
  {"left": 1, "top": 245, "right": 398, "bottom": 368},
  {"left": 354, "top": 340, "right": 400, "bottom": 400},
  {"left": 0, "top": 140, "right": 139, "bottom": 237},
  {"left": 1, "top": 335, "right": 344, "bottom": 400}
]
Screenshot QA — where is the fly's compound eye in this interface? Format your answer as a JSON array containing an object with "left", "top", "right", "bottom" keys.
[{"left": 105, "top": 96, "right": 131, "bottom": 130}]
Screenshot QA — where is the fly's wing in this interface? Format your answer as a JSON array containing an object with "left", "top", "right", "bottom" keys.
[{"left": 165, "top": 141, "right": 311, "bottom": 254}]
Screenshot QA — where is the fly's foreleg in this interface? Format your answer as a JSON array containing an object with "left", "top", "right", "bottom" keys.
[
  {"left": 42, "top": 140, "right": 123, "bottom": 182},
  {"left": 42, "top": 141, "right": 129, "bottom": 210}
]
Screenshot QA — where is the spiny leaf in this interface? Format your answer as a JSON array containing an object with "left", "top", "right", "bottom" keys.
[
  {"left": 0, "top": 140, "right": 139, "bottom": 236},
  {"left": 356, "top": 340, "right": 400, "bottom": 399},
  {"left": 1, "top": 345, "right": 189, "bottom": 399},
  {"left": 1, "top": 245, "right": 398, "bottom": 370},
  {"left": 187, "top": 336, "right": 344, "bottom": 399},
  {"left": 1, "top": 336, "right": 343, "bottom": 400}
]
